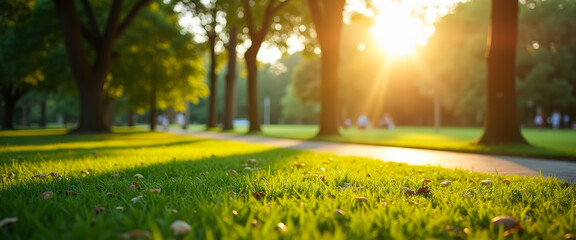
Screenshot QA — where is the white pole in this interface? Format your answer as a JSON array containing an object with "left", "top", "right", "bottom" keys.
[{"left": 264, "top": 96, "right": 270, "bottom": 125}]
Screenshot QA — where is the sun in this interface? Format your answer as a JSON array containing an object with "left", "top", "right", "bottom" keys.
[{"left": 370, "top": 1, "right": 436, "bottom": 58}]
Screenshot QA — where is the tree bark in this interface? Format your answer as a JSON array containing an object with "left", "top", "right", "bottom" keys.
[
  {"left": 307, "top": 0, "right": 346, "bottom": 136},
  {"left": 127, "top": 109, "right": 136, "bottom": 126},
  {"left": 222, "top": 27, "right": 238, "bottom": 131},
  {"left": 206, "top": 29, "right": 218, "bottom": 128},
  {"left": 149, "top": 60, "right": 157, "bottom": 131},
  {"left": 244, "top": 47, "right": 261, "bottom": 133},
  {"left": 1, "top": 84, "right": 29, "bottom": 130},
  {"left": 477, "top": 0, "right": 527, "bottom": 145},
  {"left": 52, "top": 0, "right": 149, "bottom": 134}
]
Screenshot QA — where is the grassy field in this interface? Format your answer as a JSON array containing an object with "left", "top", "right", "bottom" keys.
[
  {"left": 1, "top": 129, "right": 575, "bottom": 239},
  {"left": 194, "top": 125, "right": 576, "bottom": 160}
]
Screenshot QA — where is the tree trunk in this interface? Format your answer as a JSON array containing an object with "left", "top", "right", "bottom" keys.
[
  {"left": 39, "top": 98, "right": 47, "bottom": 128},
  {"left": 127, "top": 109, "right": 136, "bottom": 126},
  {"left": 1, "top": 84, "right": 29, "bottom": 130},
  {"left": 307, "top": 0, "right": 346, "bottom": 136},
  {"left": 149, "top": 61, "right": 157, "bottom": 131},
  {"left": 244, "top": 48, "right": 261, "bottom": 133},
  {"left": 207, "top": 30, "right": 218, "bottom": 128},
  {"left": 477, "top": 0, "right": 527, "bottom": 145},
  {"left": 21, "top": 102, "right": 30, "bottom": 127},
  {"left": 222, "top": 27, "right": 238, "bottom": 131}
]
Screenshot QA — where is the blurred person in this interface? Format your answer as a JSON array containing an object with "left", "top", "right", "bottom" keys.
[
  {"left": 563, "top": 114, "right": 571, "bottom": 128},
  {"left": 550, "top": 110, "right": 561, "bottom": 129},
  {"left": 356, "top": 113, "right": 368, "bottom": 130},
  {"left": 534, "top": 109, "right": 545, "bottom": 129}
]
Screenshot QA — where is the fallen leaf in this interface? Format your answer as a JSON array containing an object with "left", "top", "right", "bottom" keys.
[
  {"left": 441, "top": 181, "right": 452, "bottom": 187},
  {"left": 131, "top": 196, "right": 143, "bottom": 203},
  {"left": 334, "top": 209, "right": 345, "bottom": 216},
  {"left": 34, "top": 174, "right": 46, "bottom": 178},
  {"left": 65, "top": 190, "right": 77, "bottom": 196},
  {"left": 417, "top": 186, "right": 432, "bottom": 194},
  {"left": 170, "top": 220, "right": 192, "bottom": 236},
  {"left": 341, "top": 182, "right": 351, "bottom": 190},
  {"left": 49, "top": 172, "right": 60, "bottom": 178},
  {"left": 232, "top": 210, "right": 238, "bottom": 216},
  {"left": 130, "top": 181, "right": 140, "bottom": 191},
  {"left": 503, "top": 180, "right": 511, "bottom": 185},
  {"left": 565, "top": 233, "right": 576, "bottom": 240},
  {"left": 464, "top": 192, "right": 471, "bottom": 199},
  {"left": 0, "top": 217, "right": 17, "bottom": 227},
  {"left": 481, "top": 180, "right": 493, "bottom": 186},
  {"left": 150, "top": 189, "right": 161, "bottom": 194},
  {"left": 228, "top": 169, "right": 238, "bottom": 174},
  {"left": 80, "top": 170, "right": 89, "bottom": 175},
  {"left": 107, "top": 192, "right": 116, "bottom": 198},
  {"left": 275, "top": 222, "right": 288, "bottom": 233},
  {"left": 422, "top": 179, "right": 432, "bottom": 183},
  {"left": 294, "top": 162, "right": 305, "bottom": 168},
  {"left": 356, "top": 186, "right": 365, "bottom": 191},
  {"left": 252, "top": 192, "right": 266, "bottom": 200},
  {"left": 492, "top": 216, "right": 521, "bottom": 232},
  {"left": 356, "top": 196, "right": 368, "bottom": 203},
  {"left": 247, "top": 159, "right": 257, "bottom": 164},
  {"left": 390, "top": 179, "right": 396, "bottom": 183},
  {"left": 115, "top": 206, "right": 124, "bottom": 211},
  {"left": 366, "top": 173, "right": 372, "bottom": 178},
  {"left": 199, "top": 172, "right": 207, "bottom": 176},
  {"left": 410, "top": 201, "right": 418, "bottom": 205},
  {"left": 133, "top": 174, "right": 144, "bottom": 179},
  {"left": 120, "top": 230, "right": 151, "bottom": 239},
  {"left": 402, "top": 187, "right": 416, "bottom": 196},
  {"left": 243, "top": 167, "right": 252, "bottom": 171},
  {"left": 93, "top": 206, "right": 106, "bottom": 215},
  {"left": 251, "top": 219, "right": 258, "bottom": 228},
  {"left": 39, "top": 191, "right": 53, "bottom": 199}
]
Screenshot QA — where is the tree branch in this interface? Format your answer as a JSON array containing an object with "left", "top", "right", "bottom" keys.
[
  {"left": 117, "top": 0, "right": 150, "bottom": 37},
  {"left": 272, "top": 0, "right": 290, "bottom": 13},
  {"left": 306, "top": 0, "right": 325, "bottom": 43},
  {"left": 79, "top": 0, "right": 100, "bottom": 36},
  {"left": 242, "top": 0, "right": 256, "bottom": 40},
  {"left": 81, "top": 24, "right": 98, "bottom": 48}
]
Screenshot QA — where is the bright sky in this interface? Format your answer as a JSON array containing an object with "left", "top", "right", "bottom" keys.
[{"left": 177, "top": 0, "right": 467, "bottom": 63}]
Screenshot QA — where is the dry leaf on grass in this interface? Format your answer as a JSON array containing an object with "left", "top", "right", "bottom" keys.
[
  {"left": 0, "top": 217, "right": 17, "bottom": 227},
  {"left": 170, "top": 220, "right": 191, "bottom": 236},
  {"left": 121, "top": 230, "right": 151, "bottom": 239},
  {"left": 275, "top": 222, "right": 288, "bottom": 233},
  {"left": 34, "top": 174, "right": 46, "bottom": 178},
  {"left": 441, "top": 181, "right": 452, "bottom": 187},
  {"left": 39, "top": 191, "right": 53, "bottom": 199}
]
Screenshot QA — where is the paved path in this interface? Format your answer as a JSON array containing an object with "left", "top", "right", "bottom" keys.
[{"left": 173, "top": 130, "right": 576, "bottom": 182}]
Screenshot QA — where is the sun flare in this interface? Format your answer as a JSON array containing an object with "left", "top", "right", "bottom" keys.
[{"left": 370, "top": 1, "right": 436, "bottom": 57}]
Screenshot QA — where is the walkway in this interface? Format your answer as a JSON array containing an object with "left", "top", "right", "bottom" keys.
[{"left": 173, "top": 130, "right": 576, "bottom": 182}]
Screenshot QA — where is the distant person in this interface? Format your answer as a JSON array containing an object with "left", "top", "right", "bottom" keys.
[
  {"left": 379, "top": 113, "right": 395, "bottom": 130},
  {"left": 534, "top": 109, "right": 546, "bottom": 129},
  {"left": 563, "top": 114, "right": 571, "bottom": 128},
  {"left": 356, "top": 114, "right": 368, "bottom": 130},
  {"left": 344, "top": 118, "right": 352, "bottom": 129},
  {"left": 176, "top": 113, "right": 186, "bottom": 129},
  {"left": 550, "top": 110, "right": 561, "bottom": 129}
]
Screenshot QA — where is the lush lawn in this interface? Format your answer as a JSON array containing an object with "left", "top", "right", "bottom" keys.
[
  {"left": 195, "top": 125, "right": 576, "bottom": 160},
  {"left": 1, "top": 129, "right": 575, "bottom": 239}
]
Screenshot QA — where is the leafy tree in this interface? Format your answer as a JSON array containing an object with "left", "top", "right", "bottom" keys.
[
  {"left": 111, "top": 3, "right": 208, "bottom": 131},
  {"left": 51, "top": 0, "right": 150, "bottom": 133},
  {"left": 306, "top": 0, "right": 346, "bottom": 136},
  {"left": 1, "top": 0, "right": 61, "bottom": 129}
]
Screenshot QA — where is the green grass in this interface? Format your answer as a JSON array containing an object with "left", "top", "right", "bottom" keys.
[
  {"left": 191, "top": 124, "right": 576, "bottom": 160},
  {"left": 1, "top": 129, "right": 575, "bottom": 239}
]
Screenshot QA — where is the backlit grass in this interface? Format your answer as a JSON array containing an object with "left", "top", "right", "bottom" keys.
[
  {"left": 205, "top": 125, "right": 576, "bottom": 159},
  {"left": 1, "top": 129, "right": 575, "bottom": 239}
]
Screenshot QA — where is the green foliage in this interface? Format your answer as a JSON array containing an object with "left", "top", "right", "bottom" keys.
[
  {"left": 112, "top": 3, "right": 208, "bottom": 112},
  {"left": 0, "top": 129, "right": 575, "bottom": 239}
]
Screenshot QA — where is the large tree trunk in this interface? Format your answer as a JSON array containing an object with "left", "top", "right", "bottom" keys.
[
  {"left": 244, "top": 47, "right": 261, "bottom": 133},
  {"left": 149, "top": 61, "right": 157, "bottom": 131},
  {"left": 222, "top": 27, "right": 238, "bottom": 131},
  {"left": 1, "top": 84, "right": 29, "bottom": 130},
  {"left": 206, "top": 30, "right": 218, "bottom": 129},
  {"left": 477, "top": 0, "right": 527, "bottom": 145},
  {"left": 52, "top": 0, "right": 149, "bottom": 134},
  {"left": 307, "top": 0, "right": 346, "bottom": 136}
]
